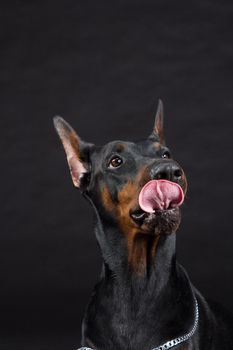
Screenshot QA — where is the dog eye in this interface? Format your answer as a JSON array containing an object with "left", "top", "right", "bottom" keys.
[
  {"left": 162, "top": 151, "right": 171, "bottom": 159},
  {"left": 108, "top": 156, "right": 123, "bottom": 168}
]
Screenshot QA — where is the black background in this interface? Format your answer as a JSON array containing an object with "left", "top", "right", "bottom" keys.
[{"left": 1, "top": 1, "right": 233, "bottom": 349}]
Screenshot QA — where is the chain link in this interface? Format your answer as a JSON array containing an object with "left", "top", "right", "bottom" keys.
[{"left": 152, "top": 297, "right": 199, "bottom": 350}]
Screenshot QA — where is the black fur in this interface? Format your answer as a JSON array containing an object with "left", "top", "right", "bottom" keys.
[{"left": 54, "top": 108, "right": 233, "bottom": 350}]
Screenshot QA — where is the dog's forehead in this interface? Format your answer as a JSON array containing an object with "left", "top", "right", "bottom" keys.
[
  {"left": 91, "top": 139, "right": 161, "bottom": 158},
  {"left": 101, "top": 140, "right": 137, "bottom": 154},
  {"left": 89, "top": 139, "right": 162, "bottom": 168},
  {"left": 90, "top": 141, "right": 135, "bottom": 160}
]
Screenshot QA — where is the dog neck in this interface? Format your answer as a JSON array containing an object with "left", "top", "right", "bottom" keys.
[
  {"left": 94, "top": 207, "right": 178, "bottom": 291},
  {"left": 82, "top": 204, "right": 195, "bottom": 349}
]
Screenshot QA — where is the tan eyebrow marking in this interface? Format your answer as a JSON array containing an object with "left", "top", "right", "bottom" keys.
[{"left": 115, "top": 143, "right": 125, "bottom": 153}]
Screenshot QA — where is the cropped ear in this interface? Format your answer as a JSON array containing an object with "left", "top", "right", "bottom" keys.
[
  {"left": 150, "top": 99, "right": 165, "bottom": 145},
  {"left": 53, "top": 116, "right": 92, "bottom": 188}
]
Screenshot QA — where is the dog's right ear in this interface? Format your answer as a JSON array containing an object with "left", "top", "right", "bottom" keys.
[
  {"left": 149, "top": 99, "right": 165, "bottom": 145},
  {"left": 53, "top": 116, "right": 92, "bottom": 188}
]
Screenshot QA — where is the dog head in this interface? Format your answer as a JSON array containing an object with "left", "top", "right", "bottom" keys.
[{"left": 54, "top": 101, "right": 187, "bottom": 240}]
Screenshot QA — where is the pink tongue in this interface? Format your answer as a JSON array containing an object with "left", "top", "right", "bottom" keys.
[{"left": 139, "top": 180, "right": 184, "bottom": 213}]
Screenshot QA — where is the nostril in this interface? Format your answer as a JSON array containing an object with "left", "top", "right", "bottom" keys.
[
  {"left": 174, "top": 168, "right": 182, "bottom": 179},
  {"left": 156, "top": 171, "right": 167, "bottom": 180}
]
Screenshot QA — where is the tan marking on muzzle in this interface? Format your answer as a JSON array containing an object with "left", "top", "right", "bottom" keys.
[{"left": 100, "top": 166, "right": 160, "bottom": 274}]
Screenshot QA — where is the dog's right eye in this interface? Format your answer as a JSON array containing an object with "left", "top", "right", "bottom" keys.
[
  {"left": 162, "top": 151, "right": 171, "bottom": 159},
  {"left": 108, "top": 156, "right": 123, "bottom": 169}
]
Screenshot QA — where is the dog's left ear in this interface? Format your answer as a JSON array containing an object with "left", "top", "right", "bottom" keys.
[
  {"left": 150, "top": 99, "right": 165, "bottom": 145},
  {"left": 53, "top": 116, "right": 92, "bottom": 188}
]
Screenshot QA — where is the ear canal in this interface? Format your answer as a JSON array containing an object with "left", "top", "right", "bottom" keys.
[
  {"left": 53, "top": 116, "right": 88, "bottom": 188},
  {"left": 152, "top": 99, "right": 165, "bottom": 145}
]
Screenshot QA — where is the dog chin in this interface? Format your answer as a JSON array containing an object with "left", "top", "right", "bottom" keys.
[{"left": 131, "top": 207, "right": 181, "bottom": 236}]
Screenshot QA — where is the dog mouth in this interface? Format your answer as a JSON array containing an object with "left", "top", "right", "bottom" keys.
[
  {"left": 138, "top": 179, "right": 184, "bottom": 212},
  {"left": 130, "top": 180, "right": 184, "bottom": 234},
  {"left": 130, "top": 207, "right": 179, "bottom": 224}
]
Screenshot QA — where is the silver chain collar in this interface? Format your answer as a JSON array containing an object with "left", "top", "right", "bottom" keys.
[{"left": 77, "top": 297, "right": 199, "bottom": 350}]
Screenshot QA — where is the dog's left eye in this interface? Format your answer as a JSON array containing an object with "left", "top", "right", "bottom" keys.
[{"left": 108, "top": 156, "right": 123, "bottom": 168}]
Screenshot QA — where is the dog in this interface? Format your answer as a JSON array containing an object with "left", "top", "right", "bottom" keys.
[{"left": 54, "top": 101, "right": 233, "bottom": 350}]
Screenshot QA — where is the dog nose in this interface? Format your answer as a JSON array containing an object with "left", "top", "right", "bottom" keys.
[{"left": 150, "top": 162, "right": 183, "bottom": 182}]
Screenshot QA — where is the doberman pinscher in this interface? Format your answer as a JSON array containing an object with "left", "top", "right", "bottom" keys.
[{"left": 54, "top": 101, "right": 233, "bottom": 350}]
